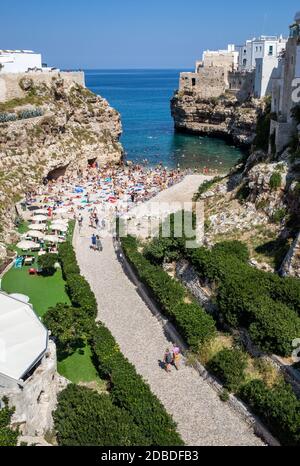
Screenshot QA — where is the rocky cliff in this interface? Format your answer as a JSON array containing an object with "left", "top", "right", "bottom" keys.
[
  {"left": 0, "top": 75, "right": 123, "bottom": 245},
  {"left": 171, "top": 91, "right": 264, "bottom": 147}
]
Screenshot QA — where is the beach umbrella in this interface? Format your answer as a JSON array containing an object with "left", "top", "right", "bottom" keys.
[
  {"left": 28, "top": 223, "right": 46, "bottom": 231},
  {"left": 34, "top": 209, "right": 48, "bottom": 215},
  {"left": 26, "top": 230, "right": 45, "bottom": 239},
  {"left": 16, "top": 240, "right": 37, "bottom": 250},
  {"left": 44, "top": 235, "right": 60, "bottom": 243},
  {"left": 51, "top": 225, "right": 68, "bottom": 233},
  {"left": 31, "top": 215, "right": 48, "bottom": 222}
]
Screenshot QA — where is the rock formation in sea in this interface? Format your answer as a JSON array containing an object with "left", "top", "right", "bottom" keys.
[
  {"left": 171, "top": 91, "right": 264, "bottom": 147},
  {"left": 0, "top": 74, "right": 123, "bottom": 246}
]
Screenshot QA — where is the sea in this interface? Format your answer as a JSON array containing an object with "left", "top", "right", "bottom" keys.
[{"left": 85, "top": 69, "right": 243, "bottom": 171}]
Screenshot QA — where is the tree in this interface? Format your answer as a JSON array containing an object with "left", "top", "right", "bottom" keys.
[
  {"left": 43, "top": 304, "right": 92, "bottom": 357},
  {"left": 0, "top": 398, "right": 19, "bottom": 446},
  {"left": 38, "top": 253, "right": 59, "bottom": 276},
  {"left": 54, "top": 385, "right": 148, "bottom": 446}
]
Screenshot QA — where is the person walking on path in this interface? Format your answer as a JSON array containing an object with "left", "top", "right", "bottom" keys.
[
  {"left": 164, "top": 348, "right": 173, "bottom": 373},
  {"left": 172, "top": 345, "right": 181, "bottom": 371},
  {"left": 91, "top": 234, "right": 97, "bottom": 251},
  {"left": 78, "top": 214, "right": 83, "bottom": 232},
  {"left": 95, "top": 215, "right": 100, "bottom": 230},
  {"left": 96, "top": 235, "right": 103, "bottom": 252}
]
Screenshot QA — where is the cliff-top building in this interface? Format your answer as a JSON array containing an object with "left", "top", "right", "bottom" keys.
[
  {"left": 0, "top": 49, "right": 57, "bottom": 74},
  {"left": 179, "top": 33, "right": 287, "bottom": 101},
  {"left": 270, "top": 12, "right": 300, "bottom": 154}
]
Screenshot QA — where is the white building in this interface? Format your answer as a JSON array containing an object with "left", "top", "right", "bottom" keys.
[
  {"left": 270, "top": 12, "right": 300, "bottom": 154},
  {"left": 200, "top": 44, "right": 239, "bottom": 71},
  {"left": 254, "top": 55, "right": 279, "bottom": 98},
  {"left": 0, "top": 49, "right": 53, "bottom": 74},
  {"left": 0, "top": 292, "right": 48, "bottom": 388},
  {"left": 237, "top": 36, "right": 287, "bottom": 72}
]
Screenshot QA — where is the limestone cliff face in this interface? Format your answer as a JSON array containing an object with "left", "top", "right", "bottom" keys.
[
  {"left": 171, "top": 91, "right": 263, "bottom": 147},
  {"left": 0, "top": 75, "right": 123, "bottom": 242}
]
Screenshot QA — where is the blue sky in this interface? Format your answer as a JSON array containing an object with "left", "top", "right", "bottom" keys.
[{"left": 1, "top": 0, "right": 299, "bottom": 69}]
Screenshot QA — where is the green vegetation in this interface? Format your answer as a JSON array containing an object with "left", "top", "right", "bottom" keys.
[
  {"left": 0, "top": 398, "right": 19, "bottom": 446},
  {"left": 253, "top": 97, "right": 271, "bottom": 152},
  {"left": 53, "top": 239, "right": 183, "bottom": 446},
  {"left": 92, "top": 325, "right": 183, "bottom": 446},
  {"left": 2, "top": 264, "right": 70, "bottom": 318},
  {"left": 38, "top": 253, "right": 59, "bottom": 276},
  {"left": 269, "top": 172, "right": 282, "bottom": 191},
  {"left": 208, "top": 348, "right": 247, "bottom": 392},
  {"left": 239, "top": 380, "right": 300, "bottom": 446},
  {"left": 54, "top": 385, "right": 148, "bottom": 446},
  {"left": 57, "top": 345, "right": 105, "bottom": 386},
  {"left": 0, "top": 95, "right": 45, "bottom": 113},
  {"left": 44, "top": 303, "right": 93, "bottom": 357},
  {"left": 193, "top": 176, "right": 224, "bottom": 201},
  {"left": 272, "top": 208, "right": 287, "bottom": 224},
  {"left": 121, "top": 235, "right": 216, "bottom": 351}
]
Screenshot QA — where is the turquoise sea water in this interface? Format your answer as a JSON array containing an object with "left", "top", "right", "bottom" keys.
[{"left": 85, "top": 69, "right": 243, "bottom": 171}]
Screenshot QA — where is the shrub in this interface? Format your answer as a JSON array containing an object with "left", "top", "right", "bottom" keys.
[
  {"left": 172, "top": 303, "right": 216, "bottom": 351},
  {"left": 58, "top": 242, "right": 80, "bottom": 278},
  {"left": 239, "top": 379, "right": 300, "bottom": 445},
  {"left": 212, "top": 241, "right": 250, "bottom": 263},
  {"left": 269, "top": 172, "right": 282, "bottom": 191},
  {"left": 92, "top": 325, "right": 183, "bottom": 446},
  {"left": 144, "top": 237, "right": 181, "bottom": 265},
  {"left": 121, "top": 236, "right": 216, "bottom": 350},
  {"left": 54, "top": 385, "right": 148, "bottom": 446},
  {"left": 38, "top": 253, "right": 58, "bottom": 276},
  {"left": 44, "top": 304, "right": 93, "bottom": 356},
  {"left": 66, "top": 274, "right": 97, "bottom": 319},
  {"left": 208, "top": 348, "right": 247, "bottom": 392},
  {"left": 193, "top": 177, "right": 223, "bottom": 201},
  {"left": 272, "top": 208, "right": 287, "bottom": 224},
  {"left": 247, "top": 296, "right": 300, "bottom": 356},
  {"left": 253, "top": 99, "right": 271, "bottom": 152},
  {"left": 0, "top": 398, "right": 19, "bottom": 446}
]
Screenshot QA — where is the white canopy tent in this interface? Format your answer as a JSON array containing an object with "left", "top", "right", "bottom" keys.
[{"left": 0, "top": 293, "right": 48, "bottom": 382}]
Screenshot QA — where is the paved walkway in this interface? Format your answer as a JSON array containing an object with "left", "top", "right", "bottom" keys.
[{"left": 74, "top": 176, "right": 264, "bottom": 446}]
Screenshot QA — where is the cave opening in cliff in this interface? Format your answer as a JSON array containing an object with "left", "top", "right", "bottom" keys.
[{"left": 46, "top": 164, "right": 69, "bottom": 181}]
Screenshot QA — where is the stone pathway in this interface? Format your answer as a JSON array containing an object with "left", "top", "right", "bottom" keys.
[{"left": 74, "top": 176, "right": 264, "bottom": 446}]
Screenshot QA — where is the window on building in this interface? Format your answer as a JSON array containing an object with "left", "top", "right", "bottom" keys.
[
  {"left": 243, "top": 58, "right": 247, "bottom": 67},
  {"left": 269, "top": 45, "right": 274, "bottom": 56},
  {"left": 192, "top": 78, "right": 196, "bottom": 87}
]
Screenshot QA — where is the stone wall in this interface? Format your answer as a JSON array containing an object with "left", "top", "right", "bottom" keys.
[
  {"left": 0, "top": 70, "right": 85, "bottom": 102},
  {"left": 0, "top": 341, "right": 68, "bottom": 437},
  {"left": 179, "top": 69, "right": 226, "bottom": 99},
  {"left": 228, "top": 71, "right": 255, "bottom": 102}
]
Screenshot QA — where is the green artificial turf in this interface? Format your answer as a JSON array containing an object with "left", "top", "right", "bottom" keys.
[
  {"left": 2, "top": 264, "right": 70, "bottom": 317},
  {"left": 57, "top": 345, "right": 104, "bottom": 385}
]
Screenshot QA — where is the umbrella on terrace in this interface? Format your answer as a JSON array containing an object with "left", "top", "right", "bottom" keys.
[
  {"left": 28, "top": 223, "right": 46, "bottom": 231},
  {"left": 44, "top": 235, "right": 60, "bottom": 243},
  {"left": 31, "top": 215, "right": 48, "bottom": 223},
  {"left": 26, "top": 230, "right": 45, "bottom": 239},
  {"left": 34, "top": 209, "right": 48, "bottom": 215},
  {"left": 16, "top": 240, "right": 38, "bottom": 250}
]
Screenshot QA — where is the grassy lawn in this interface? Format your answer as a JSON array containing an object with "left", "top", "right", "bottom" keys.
[
  {"left": 2, "top": 220, "right": 104, "bottom": 385},
  {"left": 1, "top": 263, "right": 71, "bottom": 318},
  {"left": 57, "top": 345, "right": 105, "bottom": 387}
]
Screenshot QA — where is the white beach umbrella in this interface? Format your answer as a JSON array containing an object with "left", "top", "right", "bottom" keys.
[
  {"left": 28, "top": 223, "right": 46, "bottom": 231},
  {"left": 33, "top": 209, "right": 48, "bottom": 215},
  {"left": 26, "top": 230, "right": 45, "bottom": 239},
  {"left": 17, "top": 240, "right": 37, "bottom": 250},
  {"left": 31, "top": 215, "right": 48, "bottom": 222},
  {"left": 51, "top": 223, "right": 68, "bottom": 232},
  {"left": 44, "top": 235, "right": 60, "bottom": 243}
]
